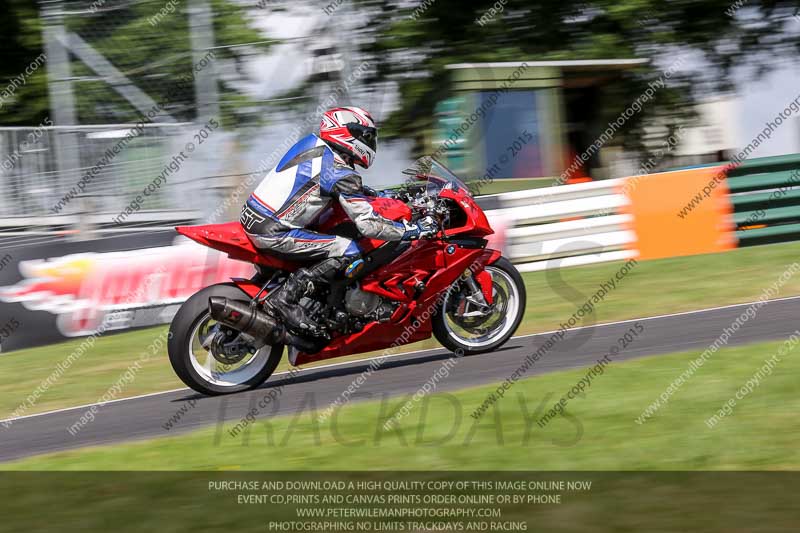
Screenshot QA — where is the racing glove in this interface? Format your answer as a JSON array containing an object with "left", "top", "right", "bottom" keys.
[
  {"left": 402, "top": 215, "right": 439, "bottom": 241},
  {"left": 362, "top": 185, "right": 395, "bottom": 199},
  {"left": 362, "top": 185, "right": 379, "bottom": 197}
]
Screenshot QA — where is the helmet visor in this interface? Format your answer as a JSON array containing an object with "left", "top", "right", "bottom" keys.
[{"left": 347, "top": 123, "right": 378, "bottom": 151}]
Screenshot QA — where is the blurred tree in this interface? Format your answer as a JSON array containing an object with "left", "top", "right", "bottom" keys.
[
  {"left": 355, "top": 0, "right": 800, "bottom": 155},
  {"left": 0, "top": 0, "right": 276, "bottom": 127},
  {"left": 0, "top": 0, "right": 48, "bottom": 126}
]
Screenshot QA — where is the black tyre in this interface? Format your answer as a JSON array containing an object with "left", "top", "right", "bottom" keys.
[
  {"left": 432, "top": 256, "right": 526, "bottom": 355},
  {"left": 168, "top": 283, "right": 284, "bottom": 396}
]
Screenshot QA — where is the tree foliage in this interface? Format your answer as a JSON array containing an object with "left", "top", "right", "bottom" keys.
[
  {"left": 0, "top": 0, "right": 47, "bottom": 126},
  {"left": 355, "top": 0, "right": 800, "bottom": 153},
  {"left": 0, "top": 0, "right": 273, "bottom": 127}
]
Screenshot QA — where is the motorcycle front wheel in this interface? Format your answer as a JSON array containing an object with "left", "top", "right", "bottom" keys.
[
  {"left": 432, "top": 257, "right": 526, "bottom": 355},
  {"left": 168, "top": 283, "right": 284, "bottom": 396}
]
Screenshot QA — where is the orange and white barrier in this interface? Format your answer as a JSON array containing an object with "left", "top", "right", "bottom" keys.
[{"left": 480, "top": 165, "right": 736, "bottom": 271}]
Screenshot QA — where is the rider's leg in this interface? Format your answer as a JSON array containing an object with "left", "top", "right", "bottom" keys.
[{"left": 247, "top": 229, "right": 361, "bottom": 336}]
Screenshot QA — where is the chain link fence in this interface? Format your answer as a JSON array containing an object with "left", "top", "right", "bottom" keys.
[
  {"left": 0, "top": 123, "right": 228, "bottom": 225},
  {"left": 61, "top": 0, "right": 198, "bottom": 125},
  {"left": 0, "top": 0, "right": 228, "bottom": 229},
  {"left": 0, "top": 0, "right": 395, "bottom": 233}
]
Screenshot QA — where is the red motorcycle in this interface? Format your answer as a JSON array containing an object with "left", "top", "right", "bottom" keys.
[{"left": 168, "top": 157, "right": 526, "bottom": 395}]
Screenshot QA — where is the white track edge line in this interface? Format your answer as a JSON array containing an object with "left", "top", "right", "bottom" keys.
[
  {"left": 0, "top": 346, "right": 447, "bottom": 425},
  {"left": 3, "top": 294, "right": 799, "bottom": 425}
]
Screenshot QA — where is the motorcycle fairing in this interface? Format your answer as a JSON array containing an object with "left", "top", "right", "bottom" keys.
[{"left": 177, "top": 173, "right": 502, "bottom": 366}]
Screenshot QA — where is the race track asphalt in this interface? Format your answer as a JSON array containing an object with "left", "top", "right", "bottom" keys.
[{"left": 1, "top": 296, "right": 799, "bottom": 462}]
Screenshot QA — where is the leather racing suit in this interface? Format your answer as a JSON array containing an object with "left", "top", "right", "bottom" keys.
[
  {"left": 240, "top": 134, "right": 406, "bottom": 261},
  {"left": 239, "top": 133, "right": 415, "bottom": 337}
]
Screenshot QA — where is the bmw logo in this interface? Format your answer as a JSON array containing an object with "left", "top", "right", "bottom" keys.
[{"left": 446, "top": 245, "right": 456, "bottom": 254}]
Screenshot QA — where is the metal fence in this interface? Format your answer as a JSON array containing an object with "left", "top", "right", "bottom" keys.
[
  {"left": 0, "top": 0, "right": 396, "bottom": 236},
  {"left": 0, "top": 0, "right": 231, "bottom": 231},
  {"left": 0, "top": 123, "right": 225, "bottom": 227}
]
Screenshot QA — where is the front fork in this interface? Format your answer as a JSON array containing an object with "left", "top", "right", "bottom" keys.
[
  {"left": 447, "top": 246, "right": 498, "bottom": 318},
  {"left": 472, "top": 269, "right": 494, "bottom": 305},
  {"left": 454, "top": 269, "right": 494, "bottom": 318}
]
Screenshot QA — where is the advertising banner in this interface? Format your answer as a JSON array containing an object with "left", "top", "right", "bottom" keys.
[{"left": 0, "top": 233, "right": 254, "bottom": 353}]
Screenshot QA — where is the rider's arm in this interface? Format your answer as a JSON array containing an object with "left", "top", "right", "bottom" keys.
[{"left": 331, "top": 173, "right": 407, "bottom": 241}]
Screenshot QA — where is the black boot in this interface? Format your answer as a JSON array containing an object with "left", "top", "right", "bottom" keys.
[
  {"left": 266, "top": 269, "right": 324, "bottom": 337},
  {"left": 266, "top": 257, "right": 352, "bottom": 338}
]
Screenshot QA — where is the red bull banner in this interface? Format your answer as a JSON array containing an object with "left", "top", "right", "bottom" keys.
[{"left": 0, "top": 236, "right": 254, "bottom": 352}]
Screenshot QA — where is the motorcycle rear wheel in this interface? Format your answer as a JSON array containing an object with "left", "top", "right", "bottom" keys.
[
  {"left": 168, "top": 283, "right": 284, "bottom": 396},
  {"left": 432, "top": 257, "right": 526, "bottom": 355}
]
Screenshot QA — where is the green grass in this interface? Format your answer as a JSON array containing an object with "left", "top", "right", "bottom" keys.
[
  {"left": 5, "top": 336, "right": 800, "bottom": 471},
  {"left": 3, "top": 240, "right": 800, "bottom": 419}
]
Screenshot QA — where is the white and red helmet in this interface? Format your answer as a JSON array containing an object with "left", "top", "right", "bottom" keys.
[{"left": 319, "top": 106, "right": 377, "bottom": 169}]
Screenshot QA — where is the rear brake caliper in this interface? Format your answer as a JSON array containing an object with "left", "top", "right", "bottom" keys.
[{"left": 208, "top": 325, "right": 256, "bottom": 365}]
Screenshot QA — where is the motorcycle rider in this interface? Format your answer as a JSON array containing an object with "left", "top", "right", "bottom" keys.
[{"left": 240, "top": 106, "right": 438, "bottom": 338}]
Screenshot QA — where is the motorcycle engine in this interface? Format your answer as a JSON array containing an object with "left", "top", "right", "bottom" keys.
[{"left": 344, "top": 284, "right": 393, "bottom": 321}]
